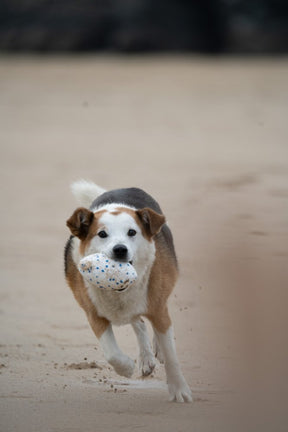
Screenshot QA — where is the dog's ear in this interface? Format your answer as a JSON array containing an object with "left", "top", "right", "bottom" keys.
[
  {"left": 136, "top": 208, "right": 165, "bottom": 238},
  {"left": 66, "top": 207, "right": 94, "bottom": 240}
]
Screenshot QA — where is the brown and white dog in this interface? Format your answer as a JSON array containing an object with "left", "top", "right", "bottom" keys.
[{"left": 64, "top": 180, "right": 192, "bottom": 402}]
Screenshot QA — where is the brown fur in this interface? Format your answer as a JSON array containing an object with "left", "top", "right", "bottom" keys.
[
  {"left": 145, "top": 236, "right": 178, "bottom": 333},
  {"left": 136, "top": 208, "right": 166, "bottom": 239},
  {"left": 66, "top": 208, "right": 94, "bottom": 240}
]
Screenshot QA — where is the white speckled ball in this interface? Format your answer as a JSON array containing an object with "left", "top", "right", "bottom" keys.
[{"left": 78, "top": 253, "right": 137, "bottom": 292}]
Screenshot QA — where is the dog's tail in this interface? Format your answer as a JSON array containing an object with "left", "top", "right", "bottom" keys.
[{"left": 70, "top": 180, "right": 106, "bottom": 208}]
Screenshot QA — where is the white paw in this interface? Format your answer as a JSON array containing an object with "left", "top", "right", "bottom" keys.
[
  {"left": 168, "top": 377, "right": 193, "bottom": 403},
  {"left": 139, "top": 351, "right": 156, "bottom": 376},
  {"left": 153, "top": 335, "right": 164, "bottom": 364},
  {"left": 108, "top": 354, "right": 135, "bottom": 378}
]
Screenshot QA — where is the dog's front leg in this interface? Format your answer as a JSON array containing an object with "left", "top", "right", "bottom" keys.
[
  {"left": 100, "top": 324, "right": 135, "bottom": 378},
  {"left": 149, "top": 309, "right": 192, "bottom": 403},
  {"left": 86, "top": 310, "right": 135, "bottom": 378},
  {"left": 132, "top": 318, "right": 156, "bottom": 376},
  {"left": 154, "top": 325, "right": 192, "bottom": 402},
  {"left": 155, "top": 326, "right": 192, "bottom": 402}
]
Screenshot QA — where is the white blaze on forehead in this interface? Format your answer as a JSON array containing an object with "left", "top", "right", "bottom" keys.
[
  {"left": 98, "top": 210, "right": 139, "bottom": 233},
  {"left": 91, "top": 203, "right": 136, "bottom": 213}
]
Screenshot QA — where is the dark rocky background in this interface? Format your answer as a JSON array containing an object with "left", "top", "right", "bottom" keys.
[{"left": 0, "top": 0, "right": 287, "bottom": 53}]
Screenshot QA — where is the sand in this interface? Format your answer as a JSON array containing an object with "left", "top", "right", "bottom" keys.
[{"left": 0, "top": 56, "right": 287, "bottom": 432}]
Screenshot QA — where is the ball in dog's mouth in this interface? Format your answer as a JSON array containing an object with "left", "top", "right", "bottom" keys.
[{"left": 78, "top": 253, "right": 137, "bottom": 292}]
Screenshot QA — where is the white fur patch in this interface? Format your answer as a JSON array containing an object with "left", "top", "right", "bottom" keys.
[
  {"left": 154, "top": 326, "right": 193, "bottom": 403},
  {"left": 71, "top": 180, "right": 106, "bottom": 208},
  {"left": 100, "top": 325, "right": 135, "bottom": 377},
  {"left": 90, "top": 202, "right": 136, "bottom": 213},
  {"left": 132, "top": 319, "right": 156, "bottom": 376},
  {"left": 86, "top": 211, "right": 141, "bottom": 260}
]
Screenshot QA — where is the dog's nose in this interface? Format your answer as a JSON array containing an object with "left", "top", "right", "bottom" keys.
[{"left": 113, "top": 244, "right": 128, "bottom": 260}]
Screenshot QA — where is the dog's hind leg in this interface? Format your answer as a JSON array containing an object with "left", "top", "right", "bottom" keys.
[
  {"left": 152, "top": 331, "right": 165, "bottom": 364},
  {"left": 132, "top": 318, "right": 156, "bottom": 376}
]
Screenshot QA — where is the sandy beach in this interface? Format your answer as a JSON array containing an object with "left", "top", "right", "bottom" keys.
[{"left": 0, "top": 56, "right": 287, "bottom": 432}]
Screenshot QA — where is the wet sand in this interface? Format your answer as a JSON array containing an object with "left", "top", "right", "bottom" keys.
[{"left": 0, "top": 56, "right": 287, "bottom": 432}]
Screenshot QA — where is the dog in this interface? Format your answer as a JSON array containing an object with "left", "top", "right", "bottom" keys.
[{"left": 64, "top": 180, "right": 192, "bottom": 402}]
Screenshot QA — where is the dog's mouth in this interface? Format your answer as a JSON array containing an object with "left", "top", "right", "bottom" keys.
[
  {"left": 116, "top": 286, "right": 128, "bottom": 293},
  {"left": 113, "top": 258, "right": 133, "bottom": 265},
  {"left": 115, "top": 271, "right": 134, "bottom": 293}
]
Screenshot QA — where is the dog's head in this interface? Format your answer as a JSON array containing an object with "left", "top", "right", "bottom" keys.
[{"left": 66, "top": 205, "right": 165, "bottom": 267}]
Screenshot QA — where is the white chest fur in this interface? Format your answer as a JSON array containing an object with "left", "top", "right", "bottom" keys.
[{"left": 86, "top": 269, "right": 150, "bottom": 325}]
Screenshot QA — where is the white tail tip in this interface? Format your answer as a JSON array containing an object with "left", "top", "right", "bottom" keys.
[{"left": 70, "top": 180, "right": 106, "bottom": 208}]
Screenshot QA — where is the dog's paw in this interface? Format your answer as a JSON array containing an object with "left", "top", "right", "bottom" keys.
[
  {"left": 153, "top": 335, "right": 164, "bottom": 364},
  {"left": 108, "top": 354, "right": 135, "bottom": 378},
  {"left": 139, "top": 351, "right": 156, "bottom": 376},
  {"left": 168, "top": 377, "right": 193, "bottom": 403}
]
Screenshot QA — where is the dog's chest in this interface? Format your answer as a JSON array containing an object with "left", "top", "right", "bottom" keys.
[{"left": 86, "top": 278, "right": 148, "bottom": 325}]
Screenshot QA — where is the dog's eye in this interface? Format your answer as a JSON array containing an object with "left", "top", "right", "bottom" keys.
[
  {"left": 98, "top": 230, "right": 108, "bottom": 238},
  {"left": 127, "top": 229, "right": 136, "bottom": 237}
]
